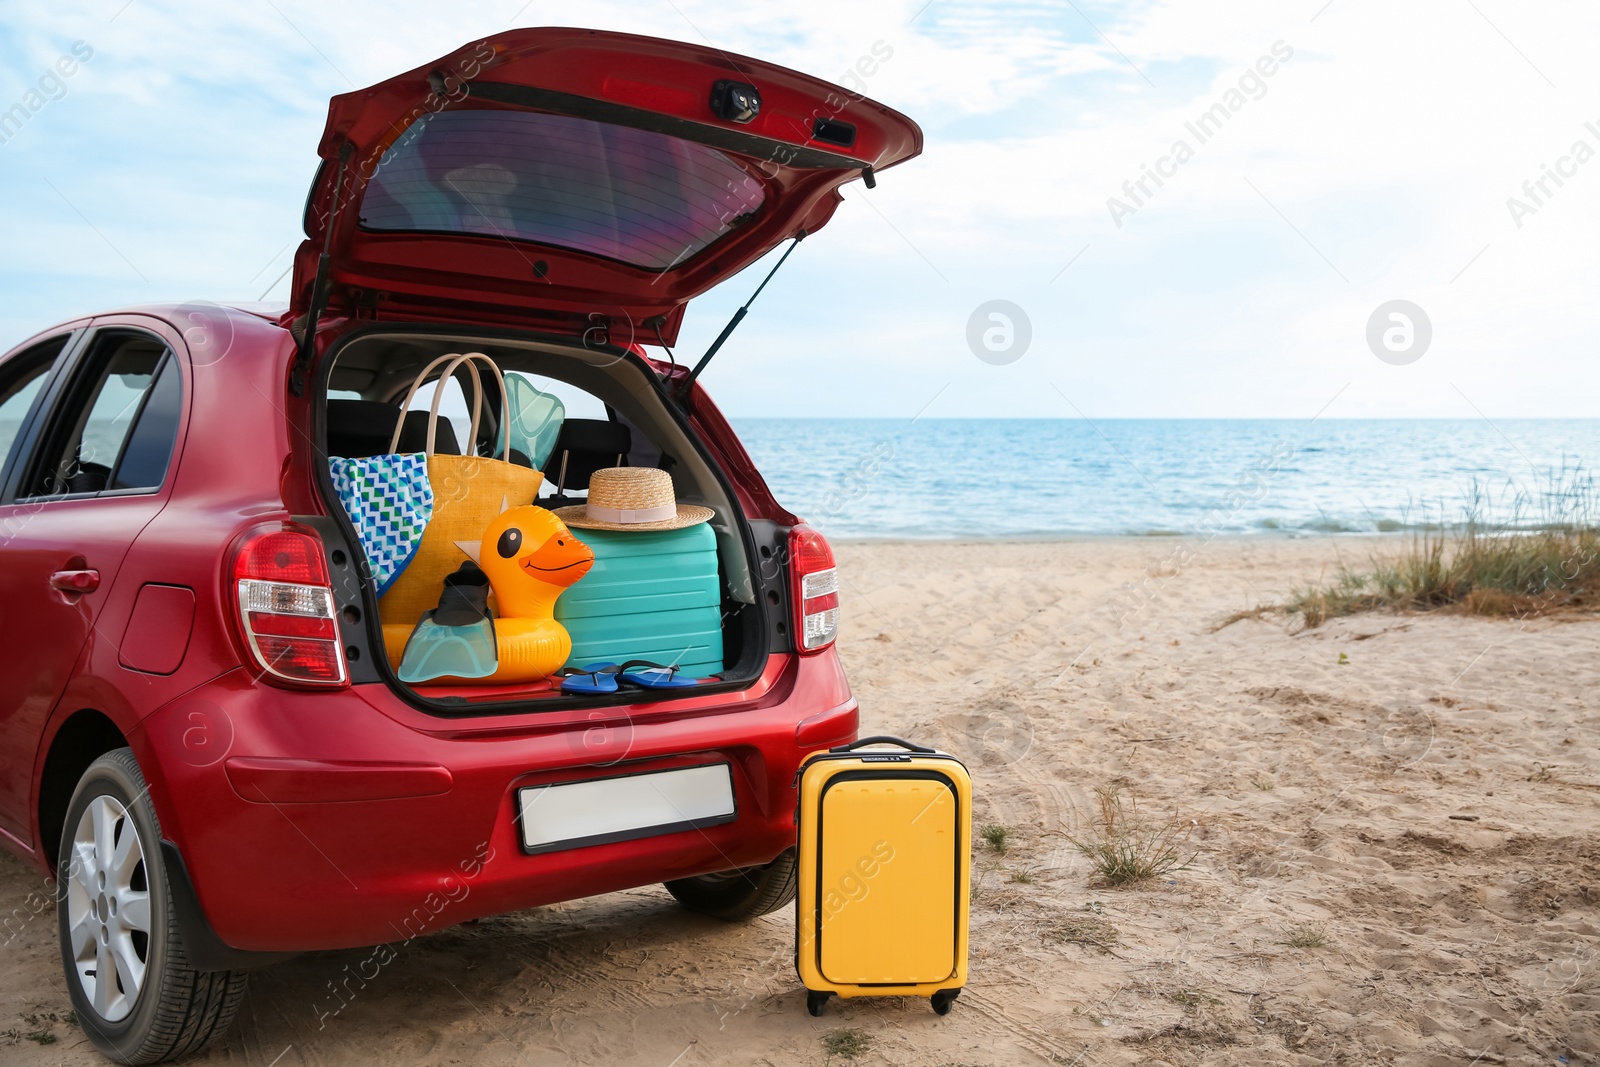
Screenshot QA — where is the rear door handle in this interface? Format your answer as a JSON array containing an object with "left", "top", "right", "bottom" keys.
[{"left": 50, "top": 569, "right": 101, "bottom": 594}]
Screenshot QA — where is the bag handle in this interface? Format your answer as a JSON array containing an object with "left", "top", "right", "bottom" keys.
[
  {"left": 388, "top": 352, "right": 511, "bottom": 461},
  {"left": 389, "top": 353, "right": 481, "bottom": 455},
  {"left": 433, "top": 353, "right": 512, "bottom": 462},
  {"left": 829, "top": 735, "right": 936, "bottom": 754},
  {"left": 423, "top": 354, "right": 485, "bottom": 457}
]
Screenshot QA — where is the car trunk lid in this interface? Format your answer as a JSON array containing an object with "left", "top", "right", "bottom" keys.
[{"left": 288, "top": 27, "right": 922, "bottom": 344}]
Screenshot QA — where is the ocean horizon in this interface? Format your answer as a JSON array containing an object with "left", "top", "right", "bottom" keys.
[
  {"left": 732, "top": 417, "right": 1600, "bottom": 540},
  {"left": 11, "top": 414, "right": 1586, "bottom": 543}
]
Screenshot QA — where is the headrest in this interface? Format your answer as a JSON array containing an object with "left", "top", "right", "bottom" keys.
[
  {"left": 326, "top": 399, "right": 461, "bottom": 458},
  {"left": 542, "top": 418, "right": 632, "bottom": 491}
]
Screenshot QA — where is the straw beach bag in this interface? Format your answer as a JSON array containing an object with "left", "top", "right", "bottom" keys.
[{"left": 378, "top": 352, "right": 544, "bottom": 628}]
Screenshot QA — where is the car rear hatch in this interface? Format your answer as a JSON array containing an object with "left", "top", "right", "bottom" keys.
[
  {"left": 287, "top": 27, "right": 923, "bottom": 342},
  {"left": 301, "top": 325, "right": 796, "bottom": 716}
]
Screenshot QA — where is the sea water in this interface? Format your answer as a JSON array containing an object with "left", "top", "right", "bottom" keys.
[{"left": 733, "top": 419, "right": 1600, "bottom": 539}]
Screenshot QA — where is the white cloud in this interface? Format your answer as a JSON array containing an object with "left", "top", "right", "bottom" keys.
[{"left": 0, "top": 0, "right": 1597, "bottom": 416}]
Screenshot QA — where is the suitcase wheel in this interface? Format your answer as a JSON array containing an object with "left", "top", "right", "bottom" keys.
[
  {"left": 806, "top": 991, "right": 832, "bottom": 1017},
  {"left": 931, "top": 989, "right": 960, "bottom": 1016}
]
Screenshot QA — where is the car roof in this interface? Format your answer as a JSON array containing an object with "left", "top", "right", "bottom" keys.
[{"left": 86, "top": 301, "right": 290, "bottom": 324}]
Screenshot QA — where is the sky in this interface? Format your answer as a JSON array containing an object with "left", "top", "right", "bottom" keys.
[{"left": 0, "top": 0, "right": 1597, "bottom": 419}]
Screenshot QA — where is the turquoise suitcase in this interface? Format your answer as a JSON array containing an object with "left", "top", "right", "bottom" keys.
[{"left": 555, "top": 524, "right": 724, "bottom": 678}]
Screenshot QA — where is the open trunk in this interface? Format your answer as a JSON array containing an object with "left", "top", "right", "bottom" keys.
[
  {"left": 310, "top": 325, "right": 783, "bottom": 713},
  {"left": 282, "top": 28, "right": 898, "bottom": 711}
]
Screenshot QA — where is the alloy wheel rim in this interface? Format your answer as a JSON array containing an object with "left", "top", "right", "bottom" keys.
[{"left": 66, "top": 795, "right": 151, "bottom": 1022}]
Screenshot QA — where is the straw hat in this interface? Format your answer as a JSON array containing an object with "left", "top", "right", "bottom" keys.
[{"left": 553, "top": 467, "right": 713, "bottom": 532}]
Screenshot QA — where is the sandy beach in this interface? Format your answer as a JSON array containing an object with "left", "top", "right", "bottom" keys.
[{"left": 3, "top": 535, "right": 1597, "bottom": 1066}]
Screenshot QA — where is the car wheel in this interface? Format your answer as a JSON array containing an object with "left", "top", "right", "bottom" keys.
[
  {"left": 664, "top": 848, "right": 797, "bottom": 921},
  {"left": 57, "top": 748, "right": 248, "bottom": 1065}
]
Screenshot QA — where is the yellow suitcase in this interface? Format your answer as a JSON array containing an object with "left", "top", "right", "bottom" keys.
[{"left": 795, "top": 736, "right": 971, "bottom": 1016}]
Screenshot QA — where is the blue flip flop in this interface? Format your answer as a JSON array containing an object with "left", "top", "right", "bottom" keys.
[
  {"left": 617, "top": 661, "right": 699, "bottom": 689},
  {"left": 559, "top": 663, "right": 621, "bottom": 694}
]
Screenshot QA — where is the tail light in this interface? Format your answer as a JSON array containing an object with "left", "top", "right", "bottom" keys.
[
  {"left": 230, "top": 524, "right": 348, "bottom": 687},
  {"left": 789, "top": 524, "right": 839, "bottom": 653}
]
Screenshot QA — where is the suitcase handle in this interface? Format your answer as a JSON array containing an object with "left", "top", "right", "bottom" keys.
[{"left": 830, "top": 735, "right": 935, "bottom": 754}]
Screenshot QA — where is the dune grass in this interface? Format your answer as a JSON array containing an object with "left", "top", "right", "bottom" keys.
[
  {"left": 980, "top": 824, "right": 1013, "bottom": 855},
  {"left": 1063, "top": 786, "right": 1199, "bottom": 887},
  {"left": 1280, "top": 924, "right": 1330, "bottom": 949},
  {"left": 1046, "top": 913, "right": 1120, "bottom": 952},
  {"left": 1283, "top": 475, "right": 1600, "bottom": 628},
  {"left": 821, "top": 1028, "right": 871, "bottom": 1063}
]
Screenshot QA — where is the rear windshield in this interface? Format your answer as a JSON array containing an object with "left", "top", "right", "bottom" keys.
[{"left": 359, "top": 109, "right": 766, "bottom": 271}]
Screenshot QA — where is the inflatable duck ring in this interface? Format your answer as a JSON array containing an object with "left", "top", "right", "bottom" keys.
[{"left": 385, "top": 505, "right": 593, "bottom": 684}]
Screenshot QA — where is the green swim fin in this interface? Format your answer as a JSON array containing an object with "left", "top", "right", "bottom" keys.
[
  {"left": 496, "top": 375, "right": 565, "bottom": 469},
  {"left": 398, "top": 562, "right": 499, "bottom": 683}
]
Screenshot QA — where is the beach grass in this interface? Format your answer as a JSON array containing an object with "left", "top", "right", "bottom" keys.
[
  {"left": 1280, "top": 924, "right": 1330, "bottom": 949},
  {"left": 1006, "top": 864, "right": 1040, "bottom": 885},
  {"left": 821, "top": 1028, "right": 872, "bottom": 1063},
  {"left": 1063, "top": 786, "right": 1199, "bottom": 887},
  {"left": 981, "top": 824, "right": 1013, "bottom": 854},
  {"left": 1275, "top": 475, "right": 1600, "bottom": 628},
  {"left": 1046, "top": 914, "right": 1120, "bottom": 952}
]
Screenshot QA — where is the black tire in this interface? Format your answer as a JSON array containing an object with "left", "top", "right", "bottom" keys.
[
  {"left": 663, "top": 848, "right": 797, "bottom": 921},
  {"left": 56, "top": 748, "right": 248, "bottom": 1064},
  {"left": 806, "top": 990, "right": 831, "bottom": 1017},
  {"left": 932, "top": 988, "right": 960, "bottom": 1015}
]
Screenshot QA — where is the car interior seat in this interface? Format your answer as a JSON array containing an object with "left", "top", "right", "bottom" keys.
[
  {"left": 325, "top": 399, "right": 462, "bottom": 458},
  {"left": 541, "top": 418, "right": 632, "bottom": 508}
]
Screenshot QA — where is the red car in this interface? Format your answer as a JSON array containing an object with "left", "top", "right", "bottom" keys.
[{"left": 0, "top": 29, "right": 920, "bottom": 1064}]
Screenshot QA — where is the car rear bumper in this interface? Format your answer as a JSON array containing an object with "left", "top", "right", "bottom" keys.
[{"left": 133, "top": 653, "right": 855, "bottom": 953}]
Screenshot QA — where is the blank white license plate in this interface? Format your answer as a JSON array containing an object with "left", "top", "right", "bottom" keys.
[{"left": 517, "top": 764, "right": 737, "bottom": 854}]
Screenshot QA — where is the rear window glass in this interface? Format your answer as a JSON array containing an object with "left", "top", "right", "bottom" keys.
[{"left": 359, "top": 109, "right": 766, "bottom": 271}]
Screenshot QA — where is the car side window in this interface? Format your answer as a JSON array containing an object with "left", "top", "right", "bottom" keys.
[
  {"left": 22, "top": 332, "right": 182, "bottom": 499},
  {"left": 110, "top": 354, "right": 181, "bottom": 491},
  {"left": 0, "top": 338, "right": 66, "bottom": 476}
]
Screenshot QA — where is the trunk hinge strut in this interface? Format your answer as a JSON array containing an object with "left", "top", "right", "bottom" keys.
[
  {"left": 289, "top": 141, "right": 355, "bottom": 398},
  {"left": 678, "top": 230, "right": 806, "bottom": 405}
]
